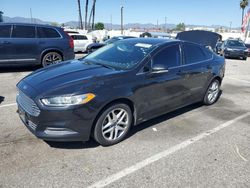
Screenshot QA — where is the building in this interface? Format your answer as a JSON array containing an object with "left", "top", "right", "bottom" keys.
[{"left": 0, "top": 11, "right": 3, "bottom": 22}]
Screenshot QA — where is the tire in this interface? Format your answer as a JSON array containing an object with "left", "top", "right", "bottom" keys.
[
  {"left": 42, "top": 52, "right": 62, "bottom": 67},
  {"left": 93, "top": 103, "right": 132, "bottom": 146},
  {"left": 243, "top": 57, "right": 247, "bottom": 60},
  {"left": 203, "top": 79, "right": 221, "bottom": 105}
]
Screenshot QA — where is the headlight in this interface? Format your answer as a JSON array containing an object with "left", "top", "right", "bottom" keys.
[
  {"left": 226, "top": 48, "right": 233, "bottom": 51},
  {"left": 41, "top": 93, "right": 95, "bottom": 107}
]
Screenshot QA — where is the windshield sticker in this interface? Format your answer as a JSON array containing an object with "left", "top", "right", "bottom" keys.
[{"left": 135, "top": 43, "right": 152, "bottom": 48}]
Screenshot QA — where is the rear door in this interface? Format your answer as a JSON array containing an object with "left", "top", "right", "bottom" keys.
[
  {"left": 10, "top": 25, "right": 39, "bottom": 63},
  {"left": 0, "top": 24, "right": 12, "bottom": 64},
  {"left": 180, "top": 42, "right": 214, "bottom": 101}
]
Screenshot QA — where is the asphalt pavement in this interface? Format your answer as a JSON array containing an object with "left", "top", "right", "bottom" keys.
[{"left": 0, "top": 56, "right": 249, "bottom": 188}]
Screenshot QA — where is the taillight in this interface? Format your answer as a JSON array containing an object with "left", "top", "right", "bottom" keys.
[
  {"left": 64, "top": 31, "right": 74, "bottom": 49},
  {"left": 69, "top": 36, "right": 74, "bottom": 49}
]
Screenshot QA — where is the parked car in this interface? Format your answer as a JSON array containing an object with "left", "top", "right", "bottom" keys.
[
  {"left": 69, "top": 33, "right": 92, "bottom": 53},
  {"left": 0, "top": 23, "right": 75, "bottom": 67},
  {"left": 220, "top": 39, "right": 248, "bottom": 60},
  {"left": 16, "top": 38, "right": 225, "bottom": 146},
  {"left": 215, "top": 42, "right": 223, "bottom": 54},
  {"left": 86, "top": 36, "right": 136, "bottom": 53},
  {"left": 245, "top": 43, "right": 250, "bottom": 56}
]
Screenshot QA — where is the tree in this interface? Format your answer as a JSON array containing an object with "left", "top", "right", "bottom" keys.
[
  {"left": 50, "top": 22, "right": 59, "bottom": 27},
  {"left": 175, "top": 22, "right": 186, "bottom": 31},
  {"left": 95, "top": 22, "right": 104, "bottom": 30},
  {"left": 0, "top": 11, "right": 3, "bottom": 22},
  {"left": 240, "top": 0, "right": 249, "bottom": 24},
  {"left": 85, "top": 0, "right": 89, "bottom": 30}
]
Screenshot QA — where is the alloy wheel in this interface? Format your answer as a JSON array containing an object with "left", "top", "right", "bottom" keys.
[{"left": 101, "top": 108, "right": 129, "bottom": 141}]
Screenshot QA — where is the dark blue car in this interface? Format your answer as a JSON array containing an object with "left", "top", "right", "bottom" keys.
[{"left": 0, "top": 23, "right": 75, "bottom": 67}]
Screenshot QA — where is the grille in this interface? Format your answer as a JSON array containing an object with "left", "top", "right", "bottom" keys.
[
  {"left": 28, "top": 120, "right": 38, "bottom": 130},
  {"left": 17, "top": 90, "right": 41, "bottom": 117}
]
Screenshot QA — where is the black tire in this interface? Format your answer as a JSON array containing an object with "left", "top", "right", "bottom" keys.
[
  {"left": 93, "top": 103, "right": 132, "bottom": 146},
  {"left": 243, "top": 57, "right": 247, "bottom": 60},
  {"left": 203, "top": 79, "right": 221, "bottom": 105},
  {"left": 42, "top": 52, "right": 62, "bottom": 67}
]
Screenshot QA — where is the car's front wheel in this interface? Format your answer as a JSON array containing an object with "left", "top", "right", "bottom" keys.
[
  {"left": 93, "top": 103, "right": 132, "bottom": 146},
  {"left": 203, "top": 79, "right": 221, "bottom": 105}
]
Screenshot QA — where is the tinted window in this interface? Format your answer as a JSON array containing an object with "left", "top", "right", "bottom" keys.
[
  {"left": 183, "top": 43, "right": 208, "bottom": 64},
  {"left": 12, "top": 25, "right": 35, "bottom": 38},
  {"left": 37, "top": 27, "right": 61, "bottom": 38},
  {"left": 227, "top": 40, "right": 245, "bottom": 47},
  {"left": 84, "top": 41, "right": 155, "bottom": 70},
  {"left": 0, "top": 25, "right": 11, "bottom": 38},
  {"left": 153, "top": 44, "right": 180, "bottom": 68},
  {"left": 77, "top": 35, "right": 88, "bottom": 40}
]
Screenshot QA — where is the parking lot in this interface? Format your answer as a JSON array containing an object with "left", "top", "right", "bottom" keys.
[{"left": 0, "top": 57, "right": 249, "bottom": 187}]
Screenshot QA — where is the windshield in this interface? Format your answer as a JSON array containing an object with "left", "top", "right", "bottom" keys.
[
  {"left": 228, "top": 40, "right": 245, "bottom": 47},
  {"left": 84, "top": 41, "right": 155, "bottom": 70}
]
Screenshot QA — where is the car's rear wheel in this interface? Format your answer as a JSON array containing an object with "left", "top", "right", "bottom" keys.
[
  {"left": 42, "top": 52, "right": 62, "bottom": 67},
  {"left": 203, "top": 79, "right": 221, "bottom": 105},
  {"left": 93, "top": 103, "right": 132, "bottom": 146}
]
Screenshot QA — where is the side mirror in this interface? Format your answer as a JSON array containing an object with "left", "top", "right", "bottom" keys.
[{"left": 152, "top": 64, "right": 169, "bottom": 74}]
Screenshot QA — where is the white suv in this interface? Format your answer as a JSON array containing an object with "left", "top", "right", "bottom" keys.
[{"left": 69, "top": 34, "right": 92, "bottom": 53}]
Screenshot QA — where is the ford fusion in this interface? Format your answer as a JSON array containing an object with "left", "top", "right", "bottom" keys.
[{"left": 17, "top": 38, "right": 225, "bottom": 146}]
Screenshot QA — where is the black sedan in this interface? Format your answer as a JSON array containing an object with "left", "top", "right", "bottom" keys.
[
  {"left": 16, "top": 38, "right": 225, "bottom": 146},
  {"left": 220, "top": 39, "right": 248, "bottom": 60}
]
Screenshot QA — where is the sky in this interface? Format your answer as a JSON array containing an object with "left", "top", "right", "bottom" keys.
[{"left": 0, "top": 0, "right": 247, "bottom": 27}]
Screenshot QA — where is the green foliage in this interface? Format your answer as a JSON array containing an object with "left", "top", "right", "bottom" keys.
[
  {"left": 175, "top": 22, "right": 186, "bottom": 31},
  {"left": 240, "top": 0, "right": 249, "bottom": 9},
  {"left": 95, "top": 22, "right": 105, "bottom": 30},
  {"left": 50, "top": 22, "right": 59, "bottom": 27}
]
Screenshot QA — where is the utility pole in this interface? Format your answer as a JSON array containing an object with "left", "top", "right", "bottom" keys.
[
  {"left": 77, "top": 0, "right": 83, "bottom": 29},
  {"left": 30, "top": 8, "right": 33, "bottom": 23},
  {"left": 229, "top": 21, "right": 232, "bottom": 32},
  {"left": 157, "top": 19, "right": 159, "bottom": 30},
  {"left": 165, "top": 17, "right": 167, "bottom": 32},
  {"left": 110, "top": 14, "right": 113, "bottom": 30},
  {"left": 121, "top": 6, "right": 124, "bottom": 35}
]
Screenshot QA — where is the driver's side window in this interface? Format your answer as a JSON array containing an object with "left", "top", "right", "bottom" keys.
[{"left": 152, "top": 44, "right": 181, "bottom": 68}]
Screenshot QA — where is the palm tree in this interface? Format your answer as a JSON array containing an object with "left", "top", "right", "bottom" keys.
[
  {"left": 240, "top": 0, "right": 249, "bottom": 24},
  {"left": 77, "top": 0, "right": 83, "bottom": 29},
  {"left": 84, "top": 0, "right": 89, "bottom": 30},
  {"left": 88, "top": 0, "right": 96, "bottom": 31}
]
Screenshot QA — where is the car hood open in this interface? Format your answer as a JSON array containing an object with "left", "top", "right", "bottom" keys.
[{"left": 176, "top": 30, "right": 222, "bottom": 50}]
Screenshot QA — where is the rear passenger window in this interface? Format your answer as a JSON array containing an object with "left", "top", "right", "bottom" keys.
[
  {"left": 37, "top": 27, "right": 61, "bottom": 38},
  {"left": 77, "top": 35, "right": 88, "bottom": 40},
  {"left": 12, "top": 25, "right": 35, "bottom": 38},
  {"left": 183, "top": 43, "right": 209, "bottom": 64},
  {"left": 0, "top": 25, "right": 11, "bottom": 38},
  {"left": 153, "top": 44, "right": 181, "bottom": 68}
]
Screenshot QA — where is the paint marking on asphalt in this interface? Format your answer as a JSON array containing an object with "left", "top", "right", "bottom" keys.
[
  {"left": 0, "top": 103, "right": 17, "bottom": 108},
  {"left": 88, "top": 112, "right": 250, "bottom": 188},
  {"left": 227, "top": 77, "right": 250, "bottom": 84}
]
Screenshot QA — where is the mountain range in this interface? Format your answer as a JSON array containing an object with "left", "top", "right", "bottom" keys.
[{"left": 2, "top": 16, "right": 238, "bottom": 30}]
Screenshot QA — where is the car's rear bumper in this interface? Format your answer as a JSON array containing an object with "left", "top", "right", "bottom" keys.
[{"left": 64, "top": 50, "right": 75, "bottom": 61}]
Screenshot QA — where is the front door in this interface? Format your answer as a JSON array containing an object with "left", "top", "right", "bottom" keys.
[{"left": 135, "top": 43, "right": 188, "bottom": 121}]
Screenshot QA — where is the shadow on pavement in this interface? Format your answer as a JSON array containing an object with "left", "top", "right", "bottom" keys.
[
  {"left": 0, "top": 65, "right": 40, "bottom": 73},
  {"left": 45, "top": 102, "right": 204, "bottom": 149}
]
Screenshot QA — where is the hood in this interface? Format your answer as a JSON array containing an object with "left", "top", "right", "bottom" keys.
[
  {"left": 176, "top": 30, "right": 222, "bottom": 50},
  {"left": 20, "top": 59, "right": 121, "bottom": 95}
]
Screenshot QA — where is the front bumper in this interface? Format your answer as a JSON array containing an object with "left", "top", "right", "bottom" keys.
[
  {"left": 224, "top": 50, "right": 248, "bottom": 58},
  {"left": 17, "top": 94, "right": 97, "bottom": 142}
]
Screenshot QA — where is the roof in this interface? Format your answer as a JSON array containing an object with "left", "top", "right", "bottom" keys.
[
  {"left": 0, "top": 22, "right": 60, "bottom": 29},
  {"left": 121, "top": 38, "right": 178, "bottom": 46}
]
